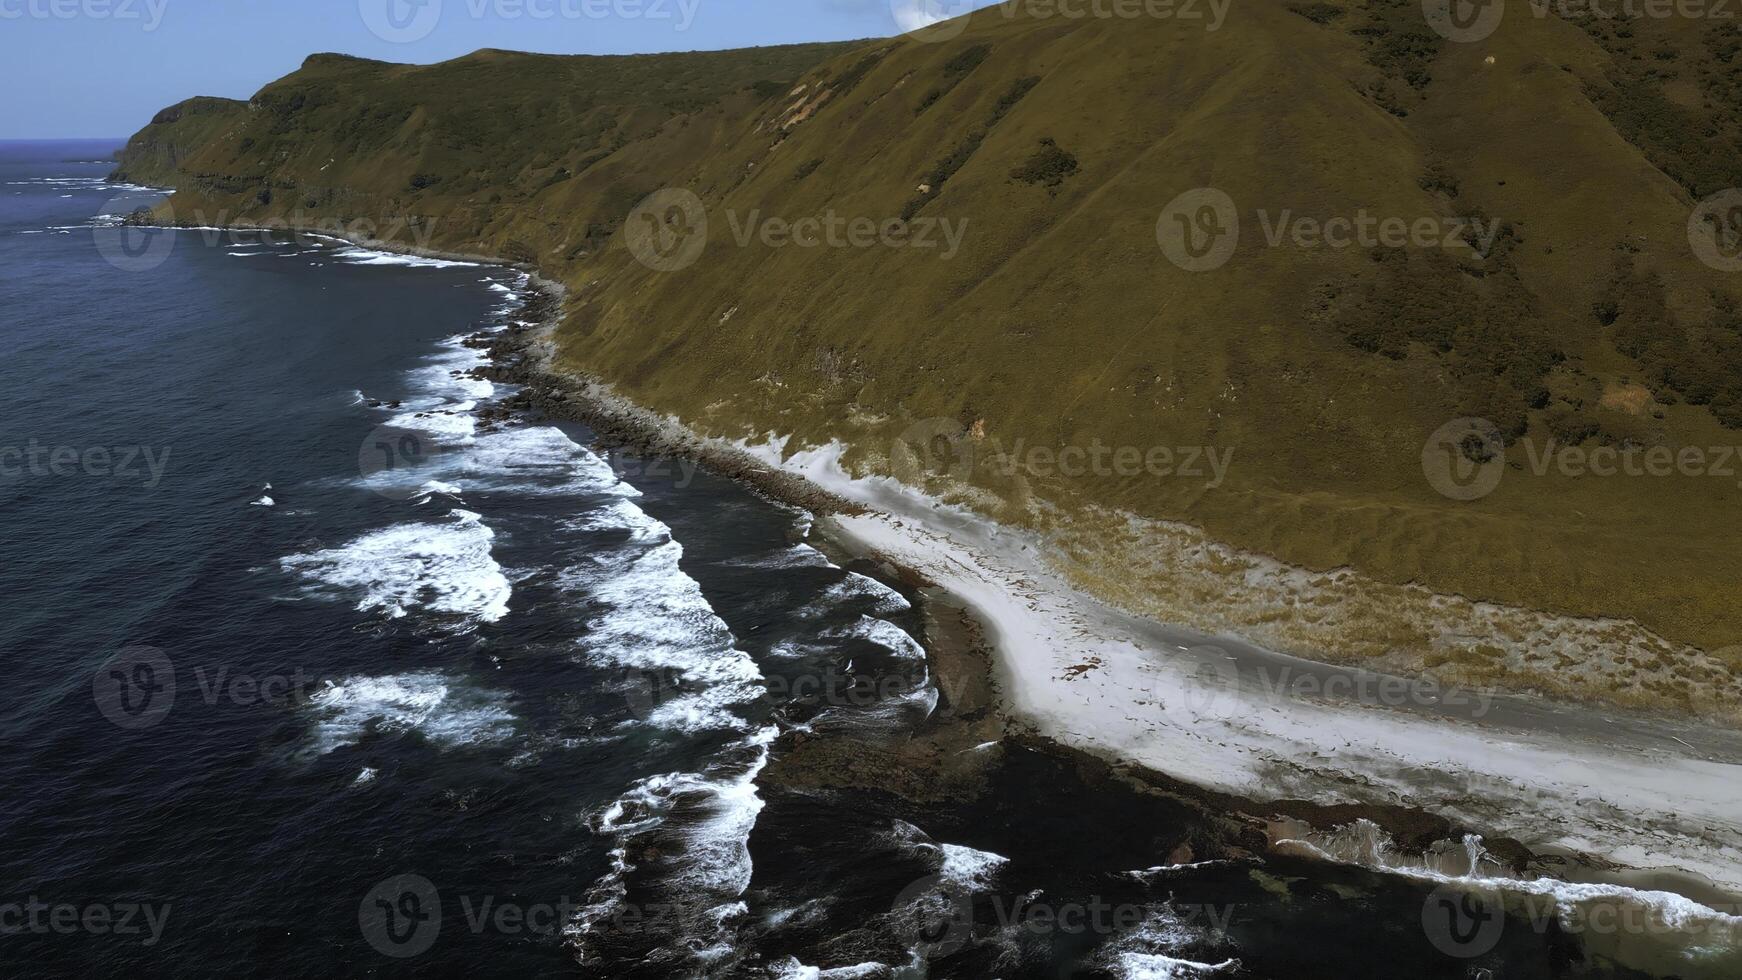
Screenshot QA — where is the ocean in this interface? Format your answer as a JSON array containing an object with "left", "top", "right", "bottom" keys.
[{"left": 0, "top": 140, "right": 1725, "bottom": 979}]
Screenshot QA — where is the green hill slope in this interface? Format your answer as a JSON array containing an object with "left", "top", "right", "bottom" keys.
[
  {"left": 116, "top": 8, "right": 1742, "bottom": 716},
  {"left": 110, "top": 96, "right": 249, "bottom": 186}
]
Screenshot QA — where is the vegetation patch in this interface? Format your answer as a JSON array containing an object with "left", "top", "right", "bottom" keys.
[
  {"left": 1600, "top": 257, "right": 1742, "bottom": 427},
  {"left": 901, "top": 75, "right": 1045, "bottom": 219},
  {"left": 1587, "top": 73, "right": 1742, "bottom": 199},
  {"left": 1345, "top": 0, "right": 1443, "bottom": 116},
  {"left": 1010, "top": 138, "right": 1080, "bottom": 188},
  {"left": 1288, "top": 2, "right": 1345, "bottom": 23},
  {"left": 1317, "top": 247, "right": 1561, "bottom": 437},
  {"left": 916, "top": 43, "right": 992, "bottom": 115}
]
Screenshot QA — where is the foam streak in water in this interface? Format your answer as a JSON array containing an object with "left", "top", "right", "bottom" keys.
[{"left": 279, "top": 508, "right": 511, "bottom": 624}]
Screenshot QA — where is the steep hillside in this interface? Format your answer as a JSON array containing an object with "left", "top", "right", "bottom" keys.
[
  {"left": 110, "top": 96, "right": 249, "bottom": 186},
  {"left": 119, "top": 6, "right": 1742, "bottom": 717},
  {"left": 121, "top": 46, "right": 856, "bottom": 260}
]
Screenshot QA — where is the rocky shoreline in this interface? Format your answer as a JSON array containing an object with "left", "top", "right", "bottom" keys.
[
  {"left": 467, "top": 279, "right": 1549, "bottom": 879},
  {"left": 141, "top": 214, "right": 1738, "bottom": 933}
]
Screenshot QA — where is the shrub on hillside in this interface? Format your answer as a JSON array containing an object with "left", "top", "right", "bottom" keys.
[{"left": 1010, "top": 138, "right": 1079, "bottom": 188}]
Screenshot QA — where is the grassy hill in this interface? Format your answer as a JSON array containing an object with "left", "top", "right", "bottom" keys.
[
  {"left": 117, "top": 8, "right": 1742, "bottom": 717},
  {"left": 110, "top": 96, "right": 249, "bottom": 186}
]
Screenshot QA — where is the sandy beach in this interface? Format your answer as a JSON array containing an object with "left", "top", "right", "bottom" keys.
[
  {"left": 694, "top": 440, "right": 1742, "bottom": 928},
  {"left": 230, "top": 222, "right": 1742, "bottom": 920},
  {"left": 164, "top": 214, "right": 1742, "bottom": 964}
]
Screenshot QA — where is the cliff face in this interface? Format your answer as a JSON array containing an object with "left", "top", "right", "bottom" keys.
[
  {"left": 117, "top": 8, "right": 1742, "bottom": 686},
  {"left": 110, "top": 96, "right": 249, "bottom": 186}
]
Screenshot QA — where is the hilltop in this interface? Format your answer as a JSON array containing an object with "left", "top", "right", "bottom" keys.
[
  {"left": 109, "top": 96, "right": 249, "bottom": 186},
  {"left": 115, "top": 7, "right": 1742, "bottom": 720}
]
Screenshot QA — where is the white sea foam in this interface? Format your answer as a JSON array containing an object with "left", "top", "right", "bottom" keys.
[
  {"left": 940, "top": 843, "right": 1009, "bottom": 891},
  {"left": 455, "top": 426, "right": 631, "bottom": 497},
  {"left": 801, "top": 572, "right": 911, "bottom": 618},
  {"left": 560, "top": 498, "right": 763, "bottom": 733},
  {"left": 413, "top": 480, "right": 465, "bottom": 503},
  {"left": 559, "top": 490, "right": 780, "bottom": 965},
  {"left": 364, "top": 426, "right": 632, "bottom": 501},
  {"left": 332, "top": 245, "right": 478, "bottom": 269},
  {"left": 386, "top": 406, "right": 478, "bottom": 444},
  {"left": 828, "top": 616, "right": 927, "bottom": 661},
  {"left": 885, "top": 820, "right": 1008, "bottom": 891},
  {"left": 724, "top": 543, "right": 837, "bottom": 570},
  {"left": 401, "top": 336, "right": 494, "bottom": 406},
  {"left": 570, "top": 727, "right": 778, "bottom": 964},
  {"left": 1107, "top": 951, "right": 1240, "bottom": 980},
  {"left": 279, "top": 509, "right": 511, "bottom": 624},
  {"left": 1124, "top": 861, "right": 1238, "bottom": 880},
  {"left": 305, "top": 672, "right": 515, "bottom": 753},
  {"left": 771, "top": 959, "right": 892, "bottom": 980},
  {"left": 1096, "top": 905, "right": 1239, "bottom": 980},
  {"left": 1274, "top": 820, "right": 1742, "bottom": 956}
]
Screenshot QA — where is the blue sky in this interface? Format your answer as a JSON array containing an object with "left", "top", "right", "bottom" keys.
[{"left": 0, "top": 0, "right": 998, "bottom": 139}]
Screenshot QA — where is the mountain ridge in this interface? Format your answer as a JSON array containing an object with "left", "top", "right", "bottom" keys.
[{"left": 112, "top": 3, "right": 1742, "bottom": 718}]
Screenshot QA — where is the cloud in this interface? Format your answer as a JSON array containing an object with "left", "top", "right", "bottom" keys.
[{"left": 890, "top": 0, "right": 984, "bottom": 33}]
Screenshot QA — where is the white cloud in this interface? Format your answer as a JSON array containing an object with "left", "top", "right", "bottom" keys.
[{"left": 889, "top": 0, "right": 986, "bottom": 33}]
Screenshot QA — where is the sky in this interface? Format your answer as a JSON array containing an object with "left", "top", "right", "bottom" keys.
[{"left": 0, "top": 0, "right": 999, "bottom": 139}]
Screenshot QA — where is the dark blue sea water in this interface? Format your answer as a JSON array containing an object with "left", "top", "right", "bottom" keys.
[{"left": 0, "top": 141, "right": 1705, "bottom": 980}]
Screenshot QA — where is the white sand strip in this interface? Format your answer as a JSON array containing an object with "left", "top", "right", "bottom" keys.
[{"left": 731, "top": 439, "right": 1742, "bottom": 901}]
